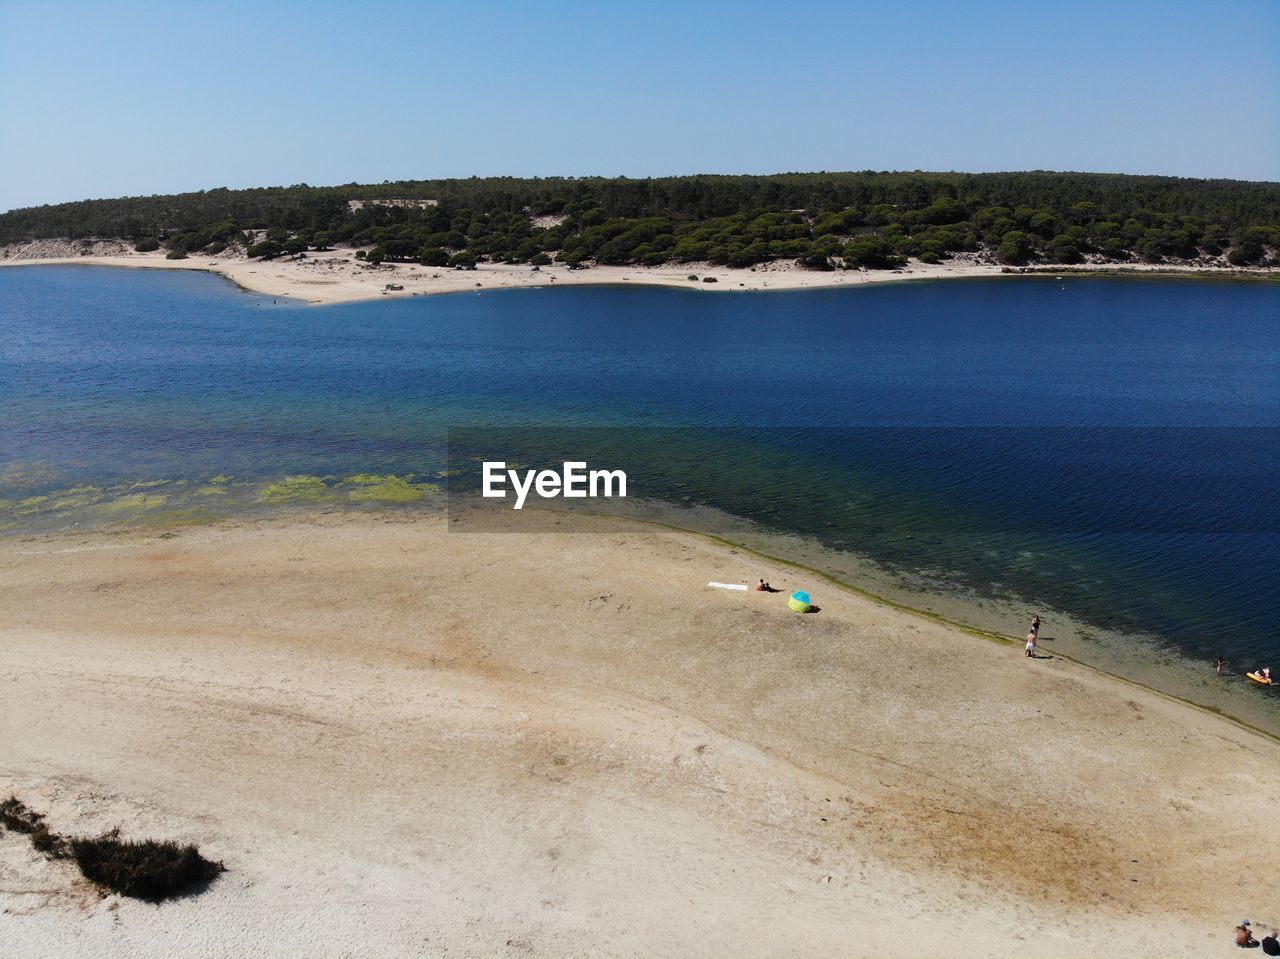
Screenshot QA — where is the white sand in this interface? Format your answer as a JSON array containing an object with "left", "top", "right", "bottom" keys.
[
  {"left": 2, "top": 511, "right": 1278, "bottom": 957},
  {"left": 2, "top": 243, "right": 1274, "bottom": 305}
]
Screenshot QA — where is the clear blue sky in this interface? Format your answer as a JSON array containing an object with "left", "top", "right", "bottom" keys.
[{"left": 1, "top": 0, "right": 1277, "bottom": 211}]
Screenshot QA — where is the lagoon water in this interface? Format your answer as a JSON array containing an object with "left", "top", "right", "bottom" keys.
[{"left": 3, "top": 265, "right": 1278, "bottom": 721}]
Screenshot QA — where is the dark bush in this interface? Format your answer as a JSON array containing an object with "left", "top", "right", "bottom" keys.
[
  {"left": 133, "top": 237, "right": 160, "bottom": 253},
  {"left": 165, "top": 250, "right": 188, "bottom": 260},
  {"left": 70, "top": 833, "right": 224, "bottom": 902},
  {"left": 797, "top": 251, "right": 833, "bottom": 271},
  {"left": 248, "top": 240, "right": 285, "bottom": 259},
  {"left": 1, "top": 797, "right": 67, "bottom": 858},
  {"left": 702, "top": 276, "right": 718, "bottom": 283},
  {"left": 2, "top": 796, "right": 223, "bottom": 901},
  {"left": 1, "top": 795, "right": 46, "bottom": 835},
  {"left": 1227, "top": 243, "right": 1263, "bottom": 266}
]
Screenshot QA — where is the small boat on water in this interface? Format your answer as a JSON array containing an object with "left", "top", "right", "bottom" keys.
[{"left": 1247, "top": 671, "right": 1274, "bottom": 686}]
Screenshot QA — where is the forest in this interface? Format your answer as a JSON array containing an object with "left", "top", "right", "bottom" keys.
[{"left": 2, "top": 172, "right": 1278, "bottom": 269}]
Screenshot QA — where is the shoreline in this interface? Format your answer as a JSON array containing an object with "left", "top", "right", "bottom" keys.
[
  {"left": 6, "top": 482, "right": 1280, "bottom": 745},
  {"left": 6, "top": 459, "right": 1280, "bottom": 745},
  {"left": 4, "top": 508, "right": 1279, "bottom": 956},
  {"left": 3, "top": 245, "right": 1278, "bottom": 305},
  {"left": 637, "top": 508, "right": 1280, "bottom": 745}
]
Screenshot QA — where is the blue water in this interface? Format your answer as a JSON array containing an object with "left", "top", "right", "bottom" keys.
[{"left": 2, "top": 265, "right": 1278, "bottom": 683}]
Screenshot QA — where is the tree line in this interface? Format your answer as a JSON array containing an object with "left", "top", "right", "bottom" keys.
[{"left": 2, "top": 172, "right": 1277, "bottom": 269}]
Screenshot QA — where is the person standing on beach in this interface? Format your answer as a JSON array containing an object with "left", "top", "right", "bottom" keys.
[
  {"left": 1025, "top": 631, "right": 1037, "bottom": 658},
  {"left": 1030, "top": 615, "right": 1041, "bottom": 636}
]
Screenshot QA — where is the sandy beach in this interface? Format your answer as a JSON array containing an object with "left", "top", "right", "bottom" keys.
[
  {"left": 2, "top": 509, "right": 1278, "bottom": 957},
  {"left": 2, "top": 242, "right": 1276, "bottom": 305}
]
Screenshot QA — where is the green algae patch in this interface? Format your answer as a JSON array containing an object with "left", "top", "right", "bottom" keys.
[
  {"left": 196, "top": 484, "right": 230, "bottom": 496},
  {"left": 1, "top": 486, "right": 102, "bottom": 518},
  {"left": 95, "top": 493, "right": 169, "bottom": 514},
  {"left": 0, "top": 461, "right": 62, "bottom": 488},
  {"left": 260, "top": 475, "right": 332, "bottom": 504},
  {"left": 206, "top": 476, "right": 232, "bottom": 486},
  {"left": 345, "top": 474, "right": 441, "bottom": 503},
  {"left": 46, "top": 486, "right": 106, "bottom": 510}
]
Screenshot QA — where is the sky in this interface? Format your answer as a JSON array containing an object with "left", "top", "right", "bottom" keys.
[{"left": 1, "top": 0, "right": 1277, "bottom": 211}]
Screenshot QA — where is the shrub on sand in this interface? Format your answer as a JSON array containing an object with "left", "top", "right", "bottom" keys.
[
  {"left": 70, "top": 833, "right": 225, "bottom": 902},
  {"left": 2, "top": 796, "right": 224, "bottom": 902}
]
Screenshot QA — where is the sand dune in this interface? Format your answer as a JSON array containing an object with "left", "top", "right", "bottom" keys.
[{"left": 2, "top": 511, "right": 1277, "bottom": 957}]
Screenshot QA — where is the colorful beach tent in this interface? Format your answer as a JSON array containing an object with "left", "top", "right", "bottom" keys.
[{"left": 788, "top": 590, "right": 813, "bottom": 613}]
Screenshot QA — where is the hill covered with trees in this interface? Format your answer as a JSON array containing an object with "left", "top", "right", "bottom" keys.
[{"left": 2, "top": 171, "right": 1278, "bottom": 270}]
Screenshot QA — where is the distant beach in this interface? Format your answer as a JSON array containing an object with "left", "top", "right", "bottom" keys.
[{"left": 3, "top": 240, "right": 1277, "bottom": 305}]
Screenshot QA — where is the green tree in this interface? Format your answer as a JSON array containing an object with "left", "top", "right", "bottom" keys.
[
  {"left": 247, "top": 240, "right": 284, "bottom": 259},
  {"left": 997, "top": 231, "right": 1032, "bottom": 264},
  {"left": 843, "top": 236, "right": 904, "bottom": 269},
  {"left": 1045, "top": 236, "right": 1083, "bottom": 264}
]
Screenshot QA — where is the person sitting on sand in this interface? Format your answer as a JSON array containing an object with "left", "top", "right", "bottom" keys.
[
  {"left": 1025, "top": 632, "right": 1037, "bottom": 658},
  {"left": 1261, "top": 930, "right": 1279, "bottom": 956},
  {"left": 1237, "top": 920, "right": 1258, "bottom": 948}
]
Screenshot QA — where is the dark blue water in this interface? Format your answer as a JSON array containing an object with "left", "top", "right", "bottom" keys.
[{"left": 2, "top": 265, "right": 1278, "bottom": 680}]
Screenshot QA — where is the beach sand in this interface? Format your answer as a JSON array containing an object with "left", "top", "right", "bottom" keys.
[
  {"left": 2, "top": 243, "right": 1275, "bottom": 305},
  {"left": 2, "top": 510, "right": 1277, "bottom": 957}
]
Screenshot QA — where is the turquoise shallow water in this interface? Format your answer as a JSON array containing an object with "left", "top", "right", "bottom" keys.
[{"left": 2, "top": 265, "right": 1278, "bottom": 718}]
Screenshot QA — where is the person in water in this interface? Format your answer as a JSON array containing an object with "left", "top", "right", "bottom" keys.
[
  {"left": 1261, "top": 930, "right": 1280, "bottom": 956},
  {"left": 1263, "top": 667, "right": 1273, "bottom": 682},
  {"left": 1217, "top": 657, "right": 1228, "bottom": 677}
]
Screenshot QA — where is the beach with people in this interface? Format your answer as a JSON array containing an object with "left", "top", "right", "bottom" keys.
[{"left": 2, "top": 508, "right": 1279, "bottom": 957}]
